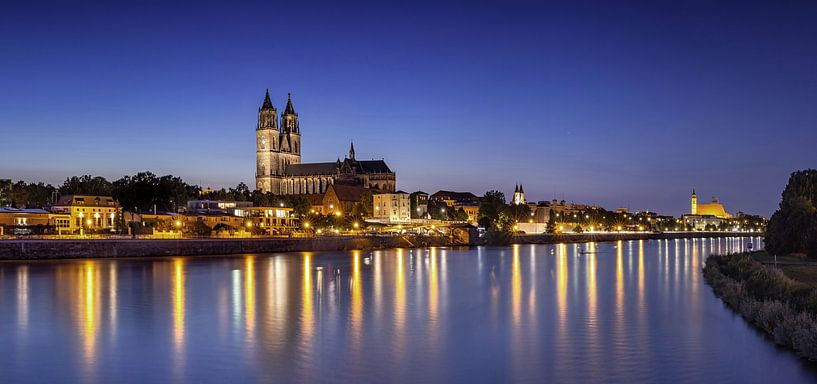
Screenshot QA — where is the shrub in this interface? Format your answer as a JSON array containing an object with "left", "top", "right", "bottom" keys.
[{"left": 705, "top": 252, "right": 817, "bottom": 362}]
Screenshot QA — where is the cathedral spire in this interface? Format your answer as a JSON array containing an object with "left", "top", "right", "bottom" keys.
[
  {"left": 348, "top": 141, "right": 356, "bottom": 160},
  {"left": 262, "top": 89, "right": 274, "bottom": 109},
  {"left": 284, "top": 92, "right": 296, "bottom": 115}
]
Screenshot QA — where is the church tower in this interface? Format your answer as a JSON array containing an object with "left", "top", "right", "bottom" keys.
[
  {"left": 691, "top": 189, "right": 698, "bottom": 215},
  {"left": 513, "top": 184, "right": 526, "bottom": 205},
  {"left": 256, "top": 89, "right": 279, "bottom": 192},
  {"left": 278, "top": 93, "right": 301, "bottom": 177}
]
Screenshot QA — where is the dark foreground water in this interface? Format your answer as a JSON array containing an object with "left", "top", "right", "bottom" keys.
[{"left": 0, "top": 237, "right": 814, "bottom": 383}]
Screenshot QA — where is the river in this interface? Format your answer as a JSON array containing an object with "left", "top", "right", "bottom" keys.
[{"left": 0, "top": 236, "right": 814, "bottom": 383}]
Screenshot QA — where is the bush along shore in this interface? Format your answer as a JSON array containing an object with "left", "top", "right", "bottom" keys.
[{"left": 704, "top": 252, "right": 817, "bottom": 361}]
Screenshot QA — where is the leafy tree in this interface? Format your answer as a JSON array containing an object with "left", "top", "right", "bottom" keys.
[
  {"left": 428, "top": 200, "right": 449, "bottom": 220},
  {"left": 185, "top": 221, "right": 213, "bottom": 237},
  {"left": 112, "top": 172, "right": 194, "bottom": 212},
  {"left": 59, "top": 175, "right": 113, "bottom": 196},
  {"left": 228, "top": 182, "right": 252, "bottom": 202},
  {"left": 546, "top": 210, "right": 557, "bottom": 233},
  {"left": 453, "top": 208, "right": 469, "bottom": 221},
  {"left": 766, "top": 169, "right": 817, "bottom": 258},
  {"left": 478, "top": 190, "right": 506, "bottom": 229},
  {"left": 10, "top": 181, "right": 56, "bottom": 208},
  {"left": 504, "top": 203, "right": 532, "bottom": 225}
]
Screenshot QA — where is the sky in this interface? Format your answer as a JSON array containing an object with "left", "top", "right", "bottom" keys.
[{"left": 1, "top": 0, "right": 816, "bottom": 216}]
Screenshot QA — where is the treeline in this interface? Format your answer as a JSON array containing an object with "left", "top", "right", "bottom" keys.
[
  {"left": 477, "top": 190, "right": 532, "bottom": 244},
  {"left": 4, "top": 173, "right": 306, "bottom": 213},
  {"left": 704, "top": 253, "right": 817, "bottom": 360},
  {"left": 766, "top": 169, "right": 817, "bottom": 258}
]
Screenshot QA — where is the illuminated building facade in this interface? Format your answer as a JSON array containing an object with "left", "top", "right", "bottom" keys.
[
  {"left": 51, "top": 195, "right": 119, "bottom": 233},
  {"left": 254, "top": 90, "right": 396, "bottom": 195},
  {"left": 689, "top": 189, "right": 732, "bottom": 219},
  {"left": 372, "top": 191, "right": 410, "bottom": 223},
  {"left": 683, "top": 189, "right": 732, "bottom": 230}
]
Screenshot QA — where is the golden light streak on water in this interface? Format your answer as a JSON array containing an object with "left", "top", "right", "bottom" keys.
[
  {"left": 395, "top": 249, "right": 405, "bottom": 329},
  {"left": 557, "top": 243, "right": 568, "bottom": 328},
  {"left": 394, "top": 248, "right": 406, "bottom": 359},
  {"left": 245, "top": 256, "right": 255, "bottom": 340},
  {"left": 351, "top": 250, "right": 363, "bottom": 342},
  {"left": 638, "top": 240, "right": 645, "bottom": 308},
  {"left": 429, "top": 247, "right": 438, "bottom": 325},
  {"left": 587, "top": 242, "right": 597, "bottom": 328},
  {"left": 512, "top": 244, "right": 521, "bottom": 327},
  {"left": 615, "top": 240, "right": 624, "bottom": 341},
  {"left": 172, "top": 258, "right": 186, "bottom": 354},
  {"left": 301, "top": 253, "right": 313, "bottom": 342},
  {"left": 79, "top": 261, "right": 100, "bottom": 379}
]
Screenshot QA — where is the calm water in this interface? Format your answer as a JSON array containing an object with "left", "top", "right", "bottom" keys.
[{"left": 0, "top": 237, "right": 814, "bottom": 383}]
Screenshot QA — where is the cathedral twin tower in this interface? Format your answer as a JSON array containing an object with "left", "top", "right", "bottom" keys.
[
  {"left": 255, "top": 89, "right": 397, "bottom": 195},
  {"left": 255, "top": 90, "right": 302, "bottom": 193}
]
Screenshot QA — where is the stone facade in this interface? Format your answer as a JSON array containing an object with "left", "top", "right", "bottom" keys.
[
  {"left": 255, "top": 90, "right": 396, "bottom": 195},
  {"left": 372, "top": 191, "right": 410, "bottom": 223}
]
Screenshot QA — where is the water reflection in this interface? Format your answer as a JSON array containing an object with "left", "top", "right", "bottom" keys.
[
  {"left": 3, "top": 237, "right": 812, "bottom": 384},
  {"left": 172, "top": 258, "right": 186, "bottom": 358},
  {"left": 17, "top": 265, "right": 28, "bottom": 333}
]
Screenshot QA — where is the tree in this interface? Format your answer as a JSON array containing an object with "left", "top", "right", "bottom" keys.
[
  {"left": 112, "top": 172, "right": 195, "bottom": 212},
  {"left": 185, "top": 221, "right": 212, "bottom": 237},
  {"left": 228, "top": 182, "right": 252, "bottom": 202},
  {"left": 478, "top": 190, "right": 506, "bottom": 229},
  {"left": 546, "top": 210, "right": 557, "bottom": 233},
  {"left": 59, "top": 175, "right": 113, "bottom": 196},
  {"left": 766, "top": 170, "right": 817, "bottom": 258},
  {"left": 428, "top": 200, "right": 448, "bottom": 220},
  {"left": 504, "top": 203, "right": 532, "bottom": 225},
  {"left": 10, "top": 181, "right": 56, "bottom": 208},
  {"left": 453, "top": 208, "right": 469, "bottom": 222}
]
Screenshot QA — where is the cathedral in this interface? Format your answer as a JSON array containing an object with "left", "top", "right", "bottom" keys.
[{"left": 255, "top": 90, "right": 396, "bottom": 195}]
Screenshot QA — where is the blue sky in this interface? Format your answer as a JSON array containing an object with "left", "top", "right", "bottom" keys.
[{"left": 1, "top": 0, "right": 816, "bottom": 216}]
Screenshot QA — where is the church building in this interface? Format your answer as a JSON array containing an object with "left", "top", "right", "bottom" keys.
[
  {"left": 682, "top": 189, "right": 732, "bottom": 230},
  {"left": 255, "top": 90, "right": 396, "bottom": 195}
]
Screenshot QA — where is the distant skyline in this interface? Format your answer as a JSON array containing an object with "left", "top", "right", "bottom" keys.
[{"left": 2, "top": 1, "right": 816, "bottom": 216}]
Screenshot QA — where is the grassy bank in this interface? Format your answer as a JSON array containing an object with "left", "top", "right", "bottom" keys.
[{"left": 704, "top": 252, "right": 817, "bottom": 361}]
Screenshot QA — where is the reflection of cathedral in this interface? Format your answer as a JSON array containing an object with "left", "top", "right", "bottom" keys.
[{"left": 255, "top": 90, "right": 396, "bottom": 195}]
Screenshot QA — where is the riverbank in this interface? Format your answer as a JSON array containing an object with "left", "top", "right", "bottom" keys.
[
  {"left": 513, "top": 231, "right": 758, "bottom": 244},
  {"left": 0, "top": 231, "right": 760, "bottom": 260},
  {"left": 704, "top": 252, "right": 817, "bottom": 362}
]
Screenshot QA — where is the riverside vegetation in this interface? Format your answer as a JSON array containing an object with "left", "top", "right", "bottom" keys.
[
  {"left": 704, "top": 252, "right": 817, "bottom": 361},
  {"left": 704, "top": 169, "right": 817, "bottom": 362}
]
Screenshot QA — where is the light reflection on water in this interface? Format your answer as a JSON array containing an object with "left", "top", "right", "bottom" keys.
[{"left": 0, "top": 237, "right": 815, "bottom": 383}]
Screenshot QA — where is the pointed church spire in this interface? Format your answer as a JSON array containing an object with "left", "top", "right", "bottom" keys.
[
  {"left": 520, "top": 184, "right": 524, "bottom": 193},
  {"left": 348, "top": 141, "right": 356, "bottom": 160},
  {"left": 284, "top": 92, "right": 296, "bottom": 115},
  {"left": 514, "top": 184, "right": 519, "bottom": 193},
  {"left": 262, "top": 88, "right": 274, "bottom": 109}
]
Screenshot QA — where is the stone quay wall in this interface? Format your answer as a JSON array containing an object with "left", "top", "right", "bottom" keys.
[{"left": 0, "top": 236, "right": 453, "bottom": 260}]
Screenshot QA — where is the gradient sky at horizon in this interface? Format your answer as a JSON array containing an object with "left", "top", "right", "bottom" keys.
[{"left": 1, "top": 0, "right": 816, "bottom": 216}]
